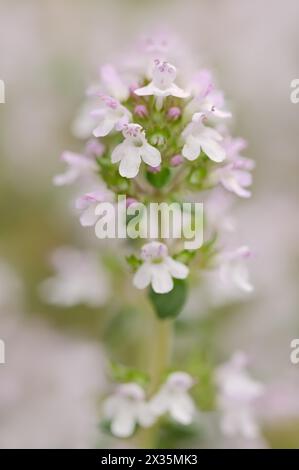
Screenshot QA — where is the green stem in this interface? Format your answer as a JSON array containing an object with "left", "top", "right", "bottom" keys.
[
  {"left": 148, "top": 315, "right": 173, "bottom": 394},
  {"left": 137, "top": 302, "right": 173, "bottom": 449}
]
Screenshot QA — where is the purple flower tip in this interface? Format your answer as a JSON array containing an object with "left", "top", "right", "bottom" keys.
[
  {"left": 126, "top": 197, "right": 138, "bottom": 208},
  {"left": 148, "top": 165, "right": 161, "bottom": 174},
  {"left": 167, "top": 106, "right": 181, "bottom": 120},
  {"left": 134, "top": 104, "right": 148, "bottom": 118}
]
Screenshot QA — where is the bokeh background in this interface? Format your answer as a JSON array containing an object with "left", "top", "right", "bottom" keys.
[{"left": 0, "top": 0, "right": 299, "bottom": 448}]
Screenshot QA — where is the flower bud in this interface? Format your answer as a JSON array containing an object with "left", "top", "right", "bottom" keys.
[
  {"left": 170, "top": 154, "right": 184, "bottom": 167},
  {"left": 167, "top": 106, "right": 181, "bottom": 120},
  {"left": 134, "top": 104, "right": 148, "bottom": 118}
]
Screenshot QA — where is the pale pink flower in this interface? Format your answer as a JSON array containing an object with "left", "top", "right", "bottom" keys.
[
  {"left": 133, "top": 242, "right": 189, "bottom": 294},
  {"left": 39, "top": 247, "right": 110, "bottom": 307},
  {"left": 111, "top": 124, "right": 161, "bottom": 178},
  {"left": 103, "top": 383, "right": 154, "bottom": 438},
  {"left": 213, "top": 161, "right": 253, "bottom": 198},
  {"left": 222, "top": 134, "right": 255, "bottom": 170},
  {"left": 76, "top": 189, "right": 112, "bottom": 227},
  {"left": 186, "top": 69, "right": 231, "bottom": 119},
  {"left": 53, "top": 150, "right": 97, "bottom": 186},
  {"left": 182, "top": 112, "right": 226, "bottom": 163},
  {"left": 149, "top": 372, "right": 195, "bottom": 425},
  {"left": 218, "top": 246, "right": 253, "bottom": 293},
  {"left": 91, "top": 95, "right": 131, "bottom": 137},
  {"left": 216, "top": 352, "right": 264, "bottom": 439},
  {"left": 135, "top": 60, "right": 189, "bottom": 110}
]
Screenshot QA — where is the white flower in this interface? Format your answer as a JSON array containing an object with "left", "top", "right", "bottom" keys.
[
  {"left": 150, "top": 372, "right": 196, "bottom": 425},
  {"left": 135, "top": 60, "right": 189, "bottom": 110},
  {"left": 103, "top": 383, "right": 155, "bottom": 438},
  {"left": 39, "top": 247, "right": 110, "bottom": 307},
  {"left": 76, "top": 189, "right": 113, "bottom": 227},
  {"left": 53, "top": 150, "right": 98, "bottom": 186},
  {"left": 91, "top": 95, "right": 131, "bottom": 137},
  {"left": 186, "top": 69, "right": 231, "bottom": 120},
  {"left": 216, "top": 352, "right": 264, "bottom": 439},
  {"left": 218, "top": 246, "right": 253, "bottom": 293},
  {"left": 182, "top": 113, "right": 226, "bottom": 163},
  {"left": 133, "top": 242, "right": 189, "bottom": 294},
  {"left": 111, "top": 124, "right": 161, "bottom": 178}
]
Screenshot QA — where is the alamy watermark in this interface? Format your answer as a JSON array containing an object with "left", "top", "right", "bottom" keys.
[
  {"left": 290, "top": 339, "right": 299, "bottom": 364},
  {"left": 0, "top": 79, "right": 5, "bottom": 103},
  {"left": 290, "top": 79, "right": 299, "bottom": 104},
  {"left": 0, "top": 339, "right": 5, "bottom": 364},
  {"left": 93, "top": 196, "right": 204, "bottom": 250}
]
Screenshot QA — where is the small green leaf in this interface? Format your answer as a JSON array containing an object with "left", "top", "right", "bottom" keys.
[
  {"left": 97, "top": 156, "right": 112, "bottom": 168},
  {"left": 173, "top": 249, "right": 197, "bottom": 264},
  {"left": 110, "top": 361, "right": 149, "bottom": 386},
  {"left": 126, "top": 254, "right": 142, "bottom": 271},
  {"left": 149, "top": 278, "right": 188, "bottom": 319},
  {"left": 146, "top": 167, "right": 171, "bottom": 188}
]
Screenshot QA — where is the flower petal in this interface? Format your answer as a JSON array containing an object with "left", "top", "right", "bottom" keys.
[
  {"left": 93, "top": 118, "right": 115, "bottom": 137},
  {"left": 111, "top": 143, "right": 125, "bottom": 163},
  {"left": 79, "top": 204, "right": 98, "bottom": 227},
  {"left": 53, "top": 167, "right": 78, "bottom": 186},
  {"left": 137, "top": 403, "right": 156, "bottom": 428},
  {"left": 165, "top": 257, "right": 189, "bottom": 279},
  {"left": 232, "top": 263, "right": 253, "bottom": 292},
  {"left": 169, "top": 393, "right": 195, "bottom": 425},
  {"left": 119, "top": 151, "right": 141, "bottom": 178},
  {"left": 200, "top": 138, "right": 226, "bottom": 162},
  {"left": 141, "top": 143, "right": 161, "bottom": 167},
  {"left": 169, "top": 83, "right": 190, "bottom": 99},
  {"left": 151, "top": 264, "right": 173, "bottom": 294},
  {"left": 149, "top": 390, "right": 169, "bottom": 416},
  {"left": 182, "top": 135, "right": 201, "bottom": 161},
  {"left": 134, "top": 83, "right": 155, "bottom": 96},
  {"left": 133, "top": 263, "right": 152, "bottom": 290},
  {"left": 111, "top": 408, "right": 136, "bottom": 438},
  {"left": 221, "top": 174, "right": 251, "bottom": 198}
]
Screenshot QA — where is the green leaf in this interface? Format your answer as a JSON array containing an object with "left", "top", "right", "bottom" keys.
[
  {"left": 146, "top": 167, "right": 171, "bottom": 188},
  {"left": 173, "top": 249, "right": 197, "bottom": 265},
  {"left": 110, "top": 361, "right": 149, "bottom": 387},
  {"left": 149, "top": 278, "right": 188, "bottom": 319},
  {"left": 126, "top": 254, "right": 142, "bottom": 271}
]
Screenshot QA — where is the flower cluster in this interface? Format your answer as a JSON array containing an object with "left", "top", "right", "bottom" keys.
[
  {"left": 103, "top": 372, "right": 195, "bottom": 438},
  {"left": 55, "top": 39, "right": 255, "bottom": 292},
  {"left": 53, "top": 33, "right": 261, "bottom": 445},
  {"left": 104, "top": 354, "right": 263, "bottom": 440}
]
